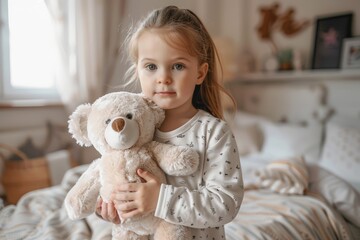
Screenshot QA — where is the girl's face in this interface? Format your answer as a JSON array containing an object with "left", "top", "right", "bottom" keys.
[{"left": 136, "top": 30, "right": 208, "bottom": 112}]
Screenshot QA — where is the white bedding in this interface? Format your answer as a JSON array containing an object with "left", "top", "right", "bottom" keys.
[
  {"left": 1, "top": 157, "right": 359, "bottom": 240},
  {"left": 226, "top": 190, "right": 351, "bottom": 240},
  {"left": 225, "top": 155, "right": 360, "bottom": 240}
]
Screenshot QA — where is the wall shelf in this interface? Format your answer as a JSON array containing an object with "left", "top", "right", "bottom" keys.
[{"left": 231, "top": 69, "right": 360, "bottom": 83}]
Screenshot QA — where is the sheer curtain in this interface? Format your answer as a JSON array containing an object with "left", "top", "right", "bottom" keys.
[{"left": 45, "top": 0, "right": 126, "bottom": 112}]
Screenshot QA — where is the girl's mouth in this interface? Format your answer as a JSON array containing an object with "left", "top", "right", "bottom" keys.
[{"left": 156, "top": 91, "right": 176, "bottom": 96}]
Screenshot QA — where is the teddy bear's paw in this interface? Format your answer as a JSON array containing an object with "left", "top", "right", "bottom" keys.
[
  {"left": 112, "top": 228, "right": 149, "bottom": 240},
  {"left": 169, "top": 147, "right": 199, "bottom": 176}
]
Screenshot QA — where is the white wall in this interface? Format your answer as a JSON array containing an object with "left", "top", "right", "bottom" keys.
[{"left": 325, "top": 79, "right": 360, "bottom": 118}]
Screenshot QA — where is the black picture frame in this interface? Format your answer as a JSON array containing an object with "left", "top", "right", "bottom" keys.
[{"left": 311, "top": 13, "right": 353, "bottom": 69}]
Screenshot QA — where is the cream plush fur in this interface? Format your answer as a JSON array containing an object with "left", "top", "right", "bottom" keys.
[{"left": 64, "top": 92, "right": 199, "bottom": 240}]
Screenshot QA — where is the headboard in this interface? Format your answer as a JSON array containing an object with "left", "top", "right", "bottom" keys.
[{"left": 226, "top": 82, "right": 333, "bottom": 126}]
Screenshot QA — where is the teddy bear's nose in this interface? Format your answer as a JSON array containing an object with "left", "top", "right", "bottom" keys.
[{"left": 112, "top": 118, "right": 125, "bottom": 132}]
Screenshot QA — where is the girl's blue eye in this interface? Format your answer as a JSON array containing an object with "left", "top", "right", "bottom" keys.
[
  {"left": 173, "top": 63, "right": 184, "bottom": 70},
  {"left": 146, "top": 64, "right": 157, "bottom": 71}
]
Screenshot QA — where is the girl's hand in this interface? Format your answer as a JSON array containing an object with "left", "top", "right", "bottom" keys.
[
  {"left": 112, "top": 169, "right": 161, "bottom": 220},
  {"left": 95, "top": 196, "right": 120, "bottom": 224}
]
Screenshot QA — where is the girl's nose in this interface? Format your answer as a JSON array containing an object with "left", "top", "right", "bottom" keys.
[{"left": 157, "top": 70, "right": 172, "bottom": 84}]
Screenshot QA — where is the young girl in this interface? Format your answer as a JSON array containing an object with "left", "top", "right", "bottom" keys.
[{"left": 96, "top": 5, "right": 243, "bottom": 239}]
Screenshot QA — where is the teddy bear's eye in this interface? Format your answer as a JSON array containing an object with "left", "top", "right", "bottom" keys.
[
  {"left": 126, "top": 113, "right": 133, "bottom": 119},
  {"left": 105, "top": 119, "right": 111, "bottom": 124}
]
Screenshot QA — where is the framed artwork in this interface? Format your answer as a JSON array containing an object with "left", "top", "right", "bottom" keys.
[
  {"left": 341, "top": 37, "right": 360, "bottom": 69},
  {"left": 311, "top": 13, "right": 353, "bottom": 69}
]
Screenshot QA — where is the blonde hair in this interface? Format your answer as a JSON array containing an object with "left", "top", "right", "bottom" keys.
[{"left": 124, "top": 5, "right": 235, "bottom": 119}]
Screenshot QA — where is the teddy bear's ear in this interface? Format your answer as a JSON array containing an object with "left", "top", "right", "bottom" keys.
[
  {"left": 141, "top": 95, "right": 165, "bottom": 128},
  {"left": 68, "top": 103, "right": 92, "bottom": 147}
]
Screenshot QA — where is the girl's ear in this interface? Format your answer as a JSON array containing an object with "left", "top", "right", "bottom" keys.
[{"left": 196, "top": 62, "right": 209, "bottom": 84}]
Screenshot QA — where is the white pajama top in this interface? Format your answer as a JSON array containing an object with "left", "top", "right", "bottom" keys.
[{"left": 154, "top": 110, "right": 244, "bottom": 240}]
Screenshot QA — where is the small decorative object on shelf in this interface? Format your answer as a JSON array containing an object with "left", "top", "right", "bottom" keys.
[
  {"left": 264, "top": 54, "right": 279, "bottom": 72},
  {"left": 292, "top": 49, "right": 303, "bottom": 71},
  {"left": 277, "top": 48, "right": 293, "bottom": 71},
  {"left": 257, "top": 2, "right": 310, "bottom": 54},
  {"left": 256, "top": 2, "right": 309, "bottom": 74},
  {"left": 341, "top": 37, "right": 360, "bottom": 69}
]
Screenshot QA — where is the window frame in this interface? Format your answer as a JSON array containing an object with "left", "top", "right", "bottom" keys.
[{"left": 0, "top": 0, "right": 60, "bottom": 102}]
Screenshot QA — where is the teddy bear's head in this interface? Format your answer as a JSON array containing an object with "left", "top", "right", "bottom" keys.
[{"left": 68, "top": 92, "right": 165, "bottom": 155}]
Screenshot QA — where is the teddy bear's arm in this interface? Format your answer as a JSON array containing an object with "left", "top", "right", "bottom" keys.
[
  {"left": 64, "top": 159, "right": 101, "bottom": 220},
  {"left": 147, "top": 141, "right": 199, "bottom": 176}
]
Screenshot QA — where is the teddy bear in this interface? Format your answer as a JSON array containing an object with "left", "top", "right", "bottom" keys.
[{"left": 64, "top": 91, "right": 199, "bottom": 240}]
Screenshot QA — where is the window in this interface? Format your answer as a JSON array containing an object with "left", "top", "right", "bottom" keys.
[{"left": 0, "top": 0, "right": 59, "bottom": 101}]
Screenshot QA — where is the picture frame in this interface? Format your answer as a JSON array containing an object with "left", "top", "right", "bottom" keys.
[
  {"left": 311, "top": 13, "right": 353, "bottom": 69},
  {"left": 341, "top": 37, "right": 360, "bottom": 69}
]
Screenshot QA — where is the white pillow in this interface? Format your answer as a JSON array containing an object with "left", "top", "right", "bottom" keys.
[
  {"left": 232, "top": 110, "right": 269, "bottom": 126},
  {"left": 319, "top": 122, "right": 360, "bottom": 193},
  {"left": 308, "top": 164, "right": 360, "bottom": 227},
  {"left": 226, "top": 111, "right": 265, "bottom": 156},
  {"left": 232, "top": 124, "right": 262, "bottom": 156},
  {"left": 260, "top": 122, "right": 323, "bottom": 163}
]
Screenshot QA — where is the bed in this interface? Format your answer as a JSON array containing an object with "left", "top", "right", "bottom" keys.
[
  {"left": 1, "top": 83, "right": 360, "bottom": 240},
  {"left": 224, "top": 82, "right": 360, "bottom": 240}
]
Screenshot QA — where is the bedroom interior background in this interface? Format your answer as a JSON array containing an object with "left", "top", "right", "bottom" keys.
[
  {"left": 0, "top": 1, "right": 360, "bottom": 239},
  {"left": 0, "top": 0, "right": 360, "bottom": 202}
]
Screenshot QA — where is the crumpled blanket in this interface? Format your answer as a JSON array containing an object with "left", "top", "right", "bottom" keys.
[
  {"left": 226, "top": 156, "right": 353, "bottom": 240},
  {"left": 244, "top": 156, "right": 308, "bottom": 194}
]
